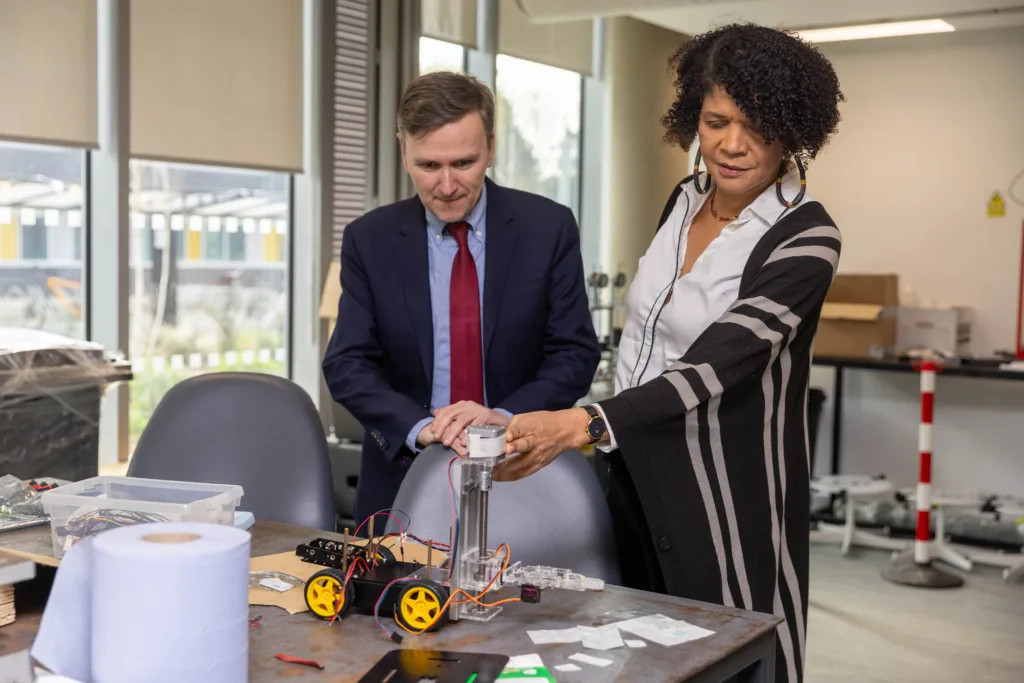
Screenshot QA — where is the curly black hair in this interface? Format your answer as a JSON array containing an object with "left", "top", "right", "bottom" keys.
[{"left": 662, "top": 23, "right": 844, "bottom": 164}]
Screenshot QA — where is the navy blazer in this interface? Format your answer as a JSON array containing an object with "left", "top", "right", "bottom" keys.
[{"left": 322, "top": 178, "right": 601, "bottom": 525}]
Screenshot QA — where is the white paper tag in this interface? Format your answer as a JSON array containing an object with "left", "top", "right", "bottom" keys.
[
  {"left": 569, "top": 653, "right": 613, "bottom": 667},
  {"left": 527, "top": 627, "right": 582, "bottom": 644},
  {"left": 615, "top": 614, "right": 714, "bottom": 647},
  {"left": 624, "top": 639, "right": 647, "bottom": 648},
  {"left": 505, "top": 654, "right": 545, "bottom": 669},
  {"left": 577, "top": 625, "right": 624, "bottom": 651},
  {"left": 258, "top": 577, "right": 295, "bottom": 592},
  {"left": 554, "top": 664, "right": 582, "bottom": 672}
]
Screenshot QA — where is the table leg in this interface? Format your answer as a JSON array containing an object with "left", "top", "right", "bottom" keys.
[
  {"left": 830, "top": 366, "right": 844, "bottom": 475},
  {"left": 690, "top": 630, "right": 777, "bottom": 683},
  {"left": 736, "top": 635, "right": 775, "bottom": 683}
]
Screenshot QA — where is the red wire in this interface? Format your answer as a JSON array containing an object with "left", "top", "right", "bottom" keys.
[
  {"left": 328, "top": 557, "right": 370, "bottom": 625},
  {"left": 351, "top": 510, "right": 405, "bottom": 540},
  {"left": 1017, "top": 219, "right": 1024, "bottom": 359}
]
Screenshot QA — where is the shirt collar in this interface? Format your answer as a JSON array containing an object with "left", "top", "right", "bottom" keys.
[
  {"left": 425, "top": 183, "right": 488, "bottom": 242},
  {"left": 681, "top": 162, "right": 803, "bottom": 226}
]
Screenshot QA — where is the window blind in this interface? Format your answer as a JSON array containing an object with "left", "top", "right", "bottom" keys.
[{"left": 331, "top": 0, "right": 372, "bottom": 258}]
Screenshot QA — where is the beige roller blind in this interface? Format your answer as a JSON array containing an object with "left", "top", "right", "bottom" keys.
[
  {"left": 499, "top": 0, "right": 593, "bottom": 75},
  {"left": 131, "top": 0, "right": 303, "bottom": 172},
  {"left": 0, "top": 0, "right": 97, "bottom": 147},
  {"left": 421, "top": 0, "right": 477, "bottom": 48}
]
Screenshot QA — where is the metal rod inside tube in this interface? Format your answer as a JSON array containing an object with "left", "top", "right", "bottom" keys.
[{"left": 479, "top": 490, "right": 489, "bottom": 560}]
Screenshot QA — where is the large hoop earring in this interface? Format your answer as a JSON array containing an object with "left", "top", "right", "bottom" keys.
[
  {"left": 776, "top": 157, "right": 807, "bottom": 208},
  {"left": 692, "top": 148, "right": 712, "bottom": 195}
]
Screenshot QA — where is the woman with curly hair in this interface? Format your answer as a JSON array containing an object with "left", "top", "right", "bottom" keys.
[{"left": 492, "top": 24, "right": 845, "bottom": 683}]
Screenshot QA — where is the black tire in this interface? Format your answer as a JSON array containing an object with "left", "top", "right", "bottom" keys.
[
  {"left": 304, "top": 568, "right": 354, "bottom": 620},
  {"left": 394, "top": 579, "right": 450, "bottom": 634}
]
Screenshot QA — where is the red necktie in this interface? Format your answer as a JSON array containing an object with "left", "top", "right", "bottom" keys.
[{"left": 447, "top": 222, "right": 484, "bottom": 405}]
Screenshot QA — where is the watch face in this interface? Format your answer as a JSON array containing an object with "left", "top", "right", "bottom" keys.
[{"left": 588, "top": 418, "right": 607, "bottom": 441}]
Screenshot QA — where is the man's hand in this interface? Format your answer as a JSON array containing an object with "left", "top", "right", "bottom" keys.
[
  {"left": 416, "top": 422, "right": 438, "bottom": 448},
  {"left": 492, "top": 408, "right": 590, "bottom": 482},
  {"left": 431, "top": 401, "right": 509, "bottom": 449}
]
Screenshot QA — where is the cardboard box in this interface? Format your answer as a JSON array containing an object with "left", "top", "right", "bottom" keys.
[
  {"left": 896, "top": 306, "right": 972, "bottom": 356},
  {"left": 816, "top": 274, "right": 898, "bottom": 358}
]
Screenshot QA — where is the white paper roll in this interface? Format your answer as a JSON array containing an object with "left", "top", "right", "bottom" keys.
[{"left": 32, "top": 522, "right": 251, "bottom": 683}]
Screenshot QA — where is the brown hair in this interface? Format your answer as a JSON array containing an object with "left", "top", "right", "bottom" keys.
[{"left": 396, "top": 71, "right": 494, "bottom": 139}]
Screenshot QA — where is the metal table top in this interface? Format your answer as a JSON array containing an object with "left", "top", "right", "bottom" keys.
[{"left": 1, "top": 520, "right": 781, "bottom": 682}]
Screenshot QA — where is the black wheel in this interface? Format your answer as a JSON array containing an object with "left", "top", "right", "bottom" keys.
[
  {"left": 304, "top": 568, "right": 354, "bottom": 620},
  {"left": 359, "top": 542, "right": 395, "bottom": 565},
  {"left": 394, "top": 579, "right": 450, "bottom": 633}
]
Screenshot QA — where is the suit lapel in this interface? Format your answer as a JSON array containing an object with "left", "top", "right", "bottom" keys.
[
  {"left": 395, "top": 199, "right": 434, "bottom": 384},
  {"left": 483, "top": 178, "right": 517, "bottom": 357}
]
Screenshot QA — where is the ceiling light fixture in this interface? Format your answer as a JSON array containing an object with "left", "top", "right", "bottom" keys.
[{"left": 793, "top": 19, "right": 955, "bottom": 44}]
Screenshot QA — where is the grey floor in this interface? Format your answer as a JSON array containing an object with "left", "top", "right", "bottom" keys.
[{"left": 805, "top": 543, "right": 1024, "bottom": 683}]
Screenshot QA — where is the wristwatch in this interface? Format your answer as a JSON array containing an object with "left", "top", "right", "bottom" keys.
[{"left": 582, "top": 405, "right": 607, "bottom": 444}]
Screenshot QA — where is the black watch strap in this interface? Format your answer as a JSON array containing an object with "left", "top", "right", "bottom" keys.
[{"left": 583, "top": 404, "right": 606, "bottom": 444}]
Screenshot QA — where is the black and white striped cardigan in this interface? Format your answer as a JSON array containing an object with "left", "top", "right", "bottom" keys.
[{"left": 597, "top": 181, "right": 842, "bottom": 683}]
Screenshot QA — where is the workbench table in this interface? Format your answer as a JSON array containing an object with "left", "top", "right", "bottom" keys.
[{"left": 0, "top": 520, "right": 781, "bottom": 683}]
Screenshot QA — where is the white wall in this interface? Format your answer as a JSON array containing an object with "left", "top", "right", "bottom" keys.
[
  {"left": 808, "top": 28, "right": 1024, "bottom": 496},
  {"left": 600, "top": 17, "right": 690, "bottom": 284}
]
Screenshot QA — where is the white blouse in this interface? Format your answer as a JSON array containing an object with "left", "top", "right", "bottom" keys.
[{"left": 602, "top": 166, "right": 810, "bottom": 449}]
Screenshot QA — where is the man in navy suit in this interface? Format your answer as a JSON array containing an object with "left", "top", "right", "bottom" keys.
[{"left": 322, "top": 71, "right": 601, "bottom": 528}]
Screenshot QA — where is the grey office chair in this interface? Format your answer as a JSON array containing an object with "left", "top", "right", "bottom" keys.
[
  {"left": 386, "top": 445, "right": 621, "bottom": 584},
  {"left": 127, "top": 372, "right": 337, "bottom": 531}
]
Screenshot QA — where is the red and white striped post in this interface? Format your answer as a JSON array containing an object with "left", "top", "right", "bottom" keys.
[
  {"left": 883, "top": 359, "right": 964, "bottom": 588},
  {"left": 914, "top": 361, "right": 936, "bottom": 565}
]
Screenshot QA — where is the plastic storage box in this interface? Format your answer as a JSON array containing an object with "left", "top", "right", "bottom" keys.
[{"left": 40, "top": 476, "right": 244, "bottom": 558}]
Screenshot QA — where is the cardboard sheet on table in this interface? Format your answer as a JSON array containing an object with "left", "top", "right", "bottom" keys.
[{"left": 248, "top": 537, "right": 447, "bottom": 614}]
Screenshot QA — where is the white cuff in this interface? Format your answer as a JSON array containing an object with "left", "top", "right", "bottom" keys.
[{"left": 592, "top": 403, "right": 618, "bottom": 452}]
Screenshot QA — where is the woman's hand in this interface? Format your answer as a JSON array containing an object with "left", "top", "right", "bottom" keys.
[{"left": 493, "top": 408, "right": 591, "bottom": 482}]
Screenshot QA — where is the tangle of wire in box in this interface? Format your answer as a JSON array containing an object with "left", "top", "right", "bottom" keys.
[{"left": 57, "top": 507, "right": 172, "bottom": 553}]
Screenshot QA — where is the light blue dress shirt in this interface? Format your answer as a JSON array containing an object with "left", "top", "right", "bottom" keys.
[{"left": 405, "top": 186, "right": 511, "bottom": 452}]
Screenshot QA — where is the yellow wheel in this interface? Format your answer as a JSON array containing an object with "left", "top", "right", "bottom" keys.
[
  {"left": 304, "top": 568, "right": 353, "bottom": 620},
  {"left": 394, "top": 580, "right": 449, "bottom": 633}
]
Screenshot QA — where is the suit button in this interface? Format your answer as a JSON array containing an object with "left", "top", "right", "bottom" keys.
[{"left": 657, "top": 536, "right": 673, "bottom": 552}]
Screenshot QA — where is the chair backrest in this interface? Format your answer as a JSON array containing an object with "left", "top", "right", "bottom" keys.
[
  {"left": 386, "top": 445, "right": 622, "bottom": 585},
  {"left": 127, "top": 372, "right": 336, "bottom": 531},
  {"left": 326, "top": 439, "right": 361, "bottom": 529}
]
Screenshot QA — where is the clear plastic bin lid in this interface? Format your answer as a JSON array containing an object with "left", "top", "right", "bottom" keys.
[{"left": 41, "top": 475, "right": 243, "bottom": 510}]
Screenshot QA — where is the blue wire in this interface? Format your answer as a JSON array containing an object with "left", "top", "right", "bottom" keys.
[{"left": 373, "top": 577, "right": 414, "bottom": 638}]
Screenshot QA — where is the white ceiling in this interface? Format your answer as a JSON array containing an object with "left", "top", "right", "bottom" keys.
[{"left": 631, "top": 0, "right": 1024, "bottom": 36}]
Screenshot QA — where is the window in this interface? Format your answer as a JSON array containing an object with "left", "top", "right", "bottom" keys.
[
  {"left": 0, "top": 141, "right": 86, "bottom": 338},
  {"left": 494, "top": 55, "right": 582, "bottom": 215},
  {"left": 128, "top": 160, "right": 290, "bottom": 449},
  {"left": 419, "top": 37, "right": 466, "bottom": 74}
]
